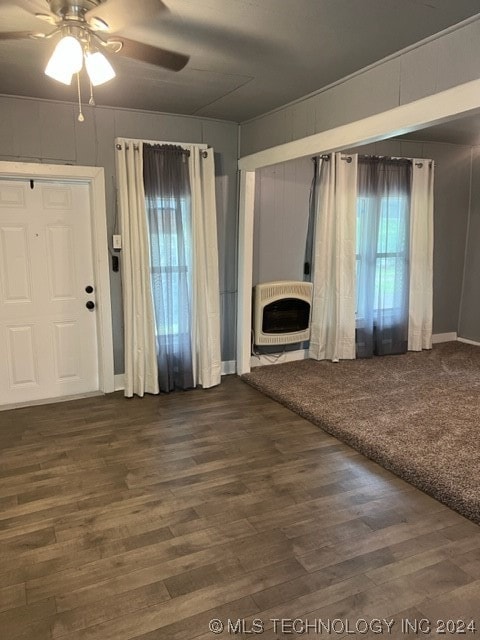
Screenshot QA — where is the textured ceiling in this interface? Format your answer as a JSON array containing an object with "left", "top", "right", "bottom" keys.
[{"left": 0, "top": 0, "right": 480, "bottom": 123}]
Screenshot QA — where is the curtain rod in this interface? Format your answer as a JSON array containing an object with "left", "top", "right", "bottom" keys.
[
  {"left": 318, "top": 153, "right": 434, "bottom": 167},
  {"left": 115, "top": 137, "right": 209, "bottom": 157},
  {"left": 115, "top": 142, "right": 209, "bottom": 158}
]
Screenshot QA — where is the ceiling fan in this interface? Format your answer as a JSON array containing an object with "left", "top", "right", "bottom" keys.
[{"left": 0, "top": 0, "right": 190, "bottom": 118}]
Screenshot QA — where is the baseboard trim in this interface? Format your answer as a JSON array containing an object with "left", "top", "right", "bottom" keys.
[
  {"left": 457, "top": 336, "right": 480, "bottom": 347},
  {"left": 432, "top": 332, "right": 457, "bottom": 344},
  {"left": 114, "top": 337, "right": 463, "bottom": 386},
  {"left": 250, "top": 349, "right": 309, "bottom": 368},
  {"left": 0, "top": 391, "right": 102, "bottom": 412}
]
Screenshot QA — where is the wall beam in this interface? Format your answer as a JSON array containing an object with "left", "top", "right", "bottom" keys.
[
  {"left": 236, "top": 170, "right": 256, "bottom": 374},
  {"left": 239, "top": 78, "right": 480, "bottom": 171}
]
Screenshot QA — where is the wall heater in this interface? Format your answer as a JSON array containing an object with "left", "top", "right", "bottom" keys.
[{"left": 253, "top": 280, "right": 313, "bottom": 346}]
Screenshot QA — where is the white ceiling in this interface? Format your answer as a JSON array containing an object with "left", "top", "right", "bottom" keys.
[{"left": 1, "top": 0, "right": 480, "bottom": 123}]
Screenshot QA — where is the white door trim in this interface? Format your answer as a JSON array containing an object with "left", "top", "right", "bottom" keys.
[
  {"left": 236, "top": 77, "right": 480, "bottom": 374},
  {"left": 0, "top": 161, "right": 114, "bottom": 394}
]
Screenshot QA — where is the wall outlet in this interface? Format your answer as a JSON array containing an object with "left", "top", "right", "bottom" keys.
[{"left": 113, "top": 234, "right": 122, "bottom": 250}]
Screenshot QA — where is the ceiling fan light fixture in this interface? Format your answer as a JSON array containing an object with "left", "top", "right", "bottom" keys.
[
  {"left": 85, "top": 51, "right": 116, "bottom": 86},
  {"left": 45, "top": 35, "right": 83, "bottom": 84},
  {"left": 45, "top": 65, "right": 73, "bottom": 85}
]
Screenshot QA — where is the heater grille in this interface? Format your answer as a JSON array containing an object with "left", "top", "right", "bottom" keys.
[{"left": 253, "top": 280, "right": 313, "bottom": 346}]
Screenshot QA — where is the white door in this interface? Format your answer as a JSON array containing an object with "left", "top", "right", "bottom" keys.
[{"left": 0, "top": 178, "right": 99, "bottom": 405}]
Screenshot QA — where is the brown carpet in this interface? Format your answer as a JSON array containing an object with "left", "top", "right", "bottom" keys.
[{"left": 242, "top": 341, "right": 480, "bottom": 524}]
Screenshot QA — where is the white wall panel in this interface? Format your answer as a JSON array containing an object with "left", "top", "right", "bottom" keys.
[
  {"left": 220, "top": 291, "right": 236, "bottom": 362},
  {"left": 314, "top": 90, "right": 346, "bottom": 137},
  {"left": 292, "top": 101, "right": 316, "bottom": 143},
  {"left": 201, "top": 119, "right": 239, "bottom": 298},
  {"left": 39, "top": 102, "right": 76, "bottom": 162},
  {"left": 73, "top": 105, "right": 97, "bottom": 166},
  {"left": 373, "top": 139, "right": 402, "bottom": 157},
  {"left": 399, "top": 40, "right": 439, "bottom": 105},
  {"left": 258, "top": 109, "right": 289, "bottom": 152},
  {"left": 240, "top": 117, "right": 265, "bottom": 156},
  {"left": 435, "top": 20, "right": 480, "bottom": 94},
  {"left": 12, "top": 99, "right": 41, "bottom": 159},
  {"left": 0, "top": 97, "right": 14, "bottom": 157},
  {"left": 328, "top": 59, "right": 401, "bottom": 126},
  {"left": 398, "top": 140, "right": 425, "bottom": 158},
  {"left": 253, "top": 156, "right": 311, "bottom": 285},
  {"left": 114, "top": 110, "right": 204, "bottom": 144}
]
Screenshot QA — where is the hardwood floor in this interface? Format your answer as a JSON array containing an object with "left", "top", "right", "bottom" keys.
[{"left": 0, "top": 374, "right": 479, "bottom": 639}]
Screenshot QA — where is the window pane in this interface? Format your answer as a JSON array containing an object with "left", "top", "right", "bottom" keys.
[
  {"left": 374, "top": 256, "right": 406, "bottom": 311},
  {"left": 377, "top": 195, "right": 408, "bottom": 254},
  {"left": 148, "top": 195, "right": 192, "bottom": 337},
  {"left": 356, "top": 196, "right": 368, "bottom": 255}
]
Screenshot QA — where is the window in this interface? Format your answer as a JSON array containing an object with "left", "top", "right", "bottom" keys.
[
  {"left": 148, "top": 195, "right": 192, "bottom": 337},
  {"left": 356, "top": 193, "right": 409, "bottom": 322}
]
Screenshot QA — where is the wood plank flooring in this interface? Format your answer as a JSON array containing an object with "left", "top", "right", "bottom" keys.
[{"left": 0, "top": 375, "right": 479, "bottom": 639}]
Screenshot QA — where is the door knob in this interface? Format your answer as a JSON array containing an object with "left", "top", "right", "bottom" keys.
[
  {"left": 86, "top": 301, "right": 95, "bottom": 310},
  {"left": 85, "top": 285, "right": 94, "bottom": 293}
]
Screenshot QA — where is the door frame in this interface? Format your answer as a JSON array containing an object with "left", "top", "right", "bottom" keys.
[{"left": 0, "top": 161, "right": 115, "bottom": 395}]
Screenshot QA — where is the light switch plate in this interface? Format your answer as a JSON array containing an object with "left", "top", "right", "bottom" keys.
[{"left": 113, "top": 234, "right": 122, "bottom": 250}]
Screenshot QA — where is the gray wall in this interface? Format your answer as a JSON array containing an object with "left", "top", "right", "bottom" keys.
[
  {"left": 0, "top": 95, "right": 239, "bottom": 373},
  {"left": 459, "top": 145, "right": 480, "bottom": 340},
  {"left": 239, "top": 17, "right": 480, "bottom": 157},
  {"left": 253, "top": 156, "right": 312, "bottom": 285}
]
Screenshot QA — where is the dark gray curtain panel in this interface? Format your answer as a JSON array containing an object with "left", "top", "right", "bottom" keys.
[
  {"left": 356, "top": 157, "right": 411, "bottom": 358},
  {"left": 143, "top": 144, "right": 194, "bottom": 392}
]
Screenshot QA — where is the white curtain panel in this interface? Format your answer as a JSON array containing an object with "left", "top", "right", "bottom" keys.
[
  {"left": 408, "top": 160, "right": 434, "bottom": 351},
  {"left": 189, "top": 147, "right": 222, "bottom": 388},
  {"left": 116, "top": 141, "right": 159, "bottom": 397},
  {"left": 309, "top": 153, "right": 358, "bottom": 361}
]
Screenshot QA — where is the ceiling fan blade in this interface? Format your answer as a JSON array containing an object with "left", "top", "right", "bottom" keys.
[
  {"left": 112, "top": 37, "right": 189, "bottom": 72},
  {"left": 0, "top": 30, "right": 36, "bottom": 40},
  {"left": 86, "top": 0, "right": 168, "bottom": 33},
  {"left": 3, "top": 0, "right": 50, "bottom": 13}
]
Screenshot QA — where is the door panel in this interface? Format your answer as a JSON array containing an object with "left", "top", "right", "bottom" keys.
[
  {"left": 7, "top": 324, "right": 38, "bottom": 387},
  {"left": 42, "top": 186, "right": 72, "bottom": 210},
  {"left": 0, "top": 184, "right": 25, "bottom": 207},
  {"left": 0, "top": 225, "right": 32, "bottom": 302},
  {"left": 46, "top": 226, "right": 76, "bottom": 300},
  {"left": 0, "top": 179, "right": 99, "bottom": 405},
  {"left": 53, "top": 321, "right": 81, "bottom": 382}
]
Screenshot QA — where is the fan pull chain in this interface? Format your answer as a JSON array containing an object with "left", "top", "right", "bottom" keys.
[
  {"left": 76, "top": 73, "right": 84, "bottom": 123},
  {"left": 89, "top": 79, "right": 96, "bottom": 106}
]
